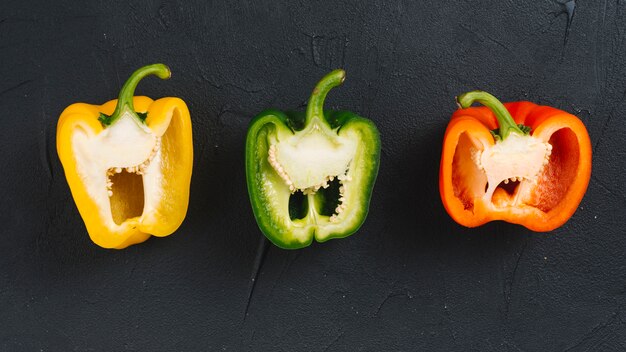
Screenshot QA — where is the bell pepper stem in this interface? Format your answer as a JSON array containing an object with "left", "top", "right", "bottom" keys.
[
  {"left": 456, "top": 91, "right": 524, "bottom": 140},
  {"left": 100, "top": 64, "right": 171, "bottom": 126},
  {"left": 305, "top": 69, "right": 346, "bottom": 125}
]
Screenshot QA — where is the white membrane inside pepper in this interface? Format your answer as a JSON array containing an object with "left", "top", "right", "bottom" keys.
[
  {"left": 98, "top": 112, "right": 156, "bottom": 167},
  {"left": 472, "top": 132, "right": 551, "bottom": 201},
  {"left": 71, "top": 111, "right": 164, "bottom": 227},
  {"left": 271, "top": 123, "right": 357, "bottom": 191}
]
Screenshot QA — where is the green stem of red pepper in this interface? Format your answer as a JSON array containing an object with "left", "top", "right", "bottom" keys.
[
  {"left": 305, "top": 69, "right": 346, "bottom": 126},
  {"left": 457, "top": 91, "right": 526, "bottom": 141},
  {"left": 99, "top": 64, "right": 171, "bottom": 126}
]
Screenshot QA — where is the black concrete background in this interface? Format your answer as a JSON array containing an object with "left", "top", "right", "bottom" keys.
[{"left": 1, "top": 0, "right": 625, "bottom": 351}]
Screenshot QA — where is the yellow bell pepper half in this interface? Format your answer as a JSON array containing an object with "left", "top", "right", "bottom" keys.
[{"left": 57, "top": 64, "right": 193, "bottom": 249}]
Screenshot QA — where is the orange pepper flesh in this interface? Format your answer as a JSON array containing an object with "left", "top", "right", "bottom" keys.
[{"left": 440, "top": 100, "right": 592, "bottom": 231}]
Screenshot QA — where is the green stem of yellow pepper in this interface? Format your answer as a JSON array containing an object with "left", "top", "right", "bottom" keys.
[{"left": 99, "top": 64, "right": 171, "bottom": 126}]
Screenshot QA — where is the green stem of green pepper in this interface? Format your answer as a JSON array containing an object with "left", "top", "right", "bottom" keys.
[
  {"left": 99, "top": 63, "right": 171, "bottom": 126},
  {"left": 456, "top": 90, "right": 524, "bottom": 141},
  {"left": 305, "top": 69, "right": 346, "bottom": 126}
]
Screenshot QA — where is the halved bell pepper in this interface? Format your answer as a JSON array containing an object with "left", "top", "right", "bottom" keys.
[
  {"left": 57, "top": 64, "right": 193, "bottom": 249},
  {"left": 440, "top": 91, "right": 591, "bottom": 231},
  {"left": 245, "top": 69, "right": 380, "bottom": 249}
]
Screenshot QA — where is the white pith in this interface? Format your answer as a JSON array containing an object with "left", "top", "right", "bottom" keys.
[
  {"left": 72, "top": 111, "right": 165, "bottom": 228},
  {"left": 267, "top": 119, "right": 357, "bottom": 221},
  {"left": 472, "top": 132, "right": 551, "bottom": 202}
]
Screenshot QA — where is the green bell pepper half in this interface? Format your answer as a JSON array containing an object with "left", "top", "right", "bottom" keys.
[{"left": 245, "top": 69, "right": 381, "bottom": 249}]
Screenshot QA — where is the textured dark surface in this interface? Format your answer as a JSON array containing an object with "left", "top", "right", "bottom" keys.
[{"left": 1, "top": 0, "right": 626, "bottom": 351}]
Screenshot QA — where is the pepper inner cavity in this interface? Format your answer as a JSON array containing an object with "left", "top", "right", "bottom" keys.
[
  {"left": 286, "top": 177, "right": 347, "bottom": 222},
  {"left": 105, "top": 135, "right": 161, "bottom": 224},
  {"left": 108, "top": 170, "right": 144, "bottom": 225}
]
